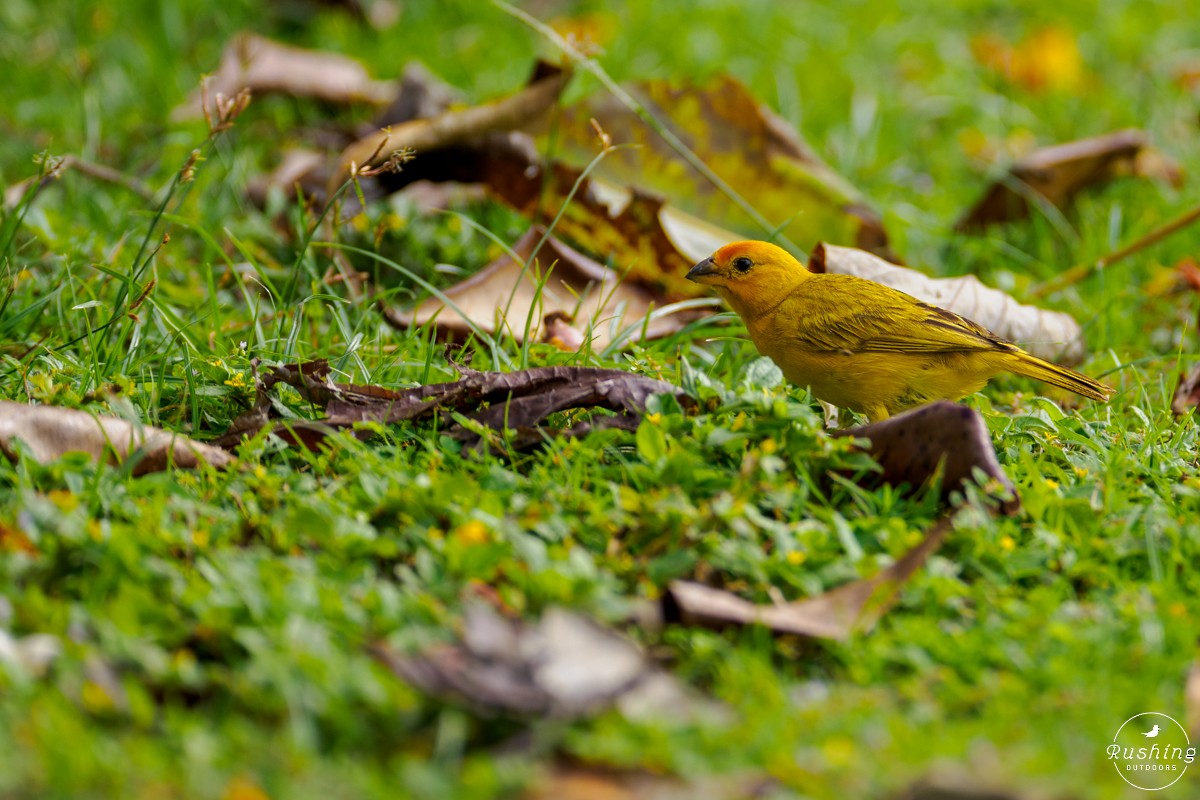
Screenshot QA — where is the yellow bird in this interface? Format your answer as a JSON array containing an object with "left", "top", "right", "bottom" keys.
[{"left": 686, "top": 240, "right": 1113, "bottom": 422}]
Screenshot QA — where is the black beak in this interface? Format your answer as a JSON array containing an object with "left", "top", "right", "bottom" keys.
[{"left": 686, "top": 257, "right": 717, "bottom": 282}]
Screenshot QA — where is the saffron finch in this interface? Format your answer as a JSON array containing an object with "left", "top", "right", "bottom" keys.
[{"left": 687, "top": 240, "right": 1113, "bottom": 422}]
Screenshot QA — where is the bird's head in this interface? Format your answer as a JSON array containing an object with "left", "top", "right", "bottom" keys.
[{"left": 686, "top": 240, "right": 811, "bottom": 317}]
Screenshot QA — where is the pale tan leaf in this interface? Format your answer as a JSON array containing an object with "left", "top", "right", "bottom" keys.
[
  {"left": 664, "top": 403, "right": 1019, "bottom": 639},
  {"left": 173, "top": 32, "right": 394, "bottom": 121},
  {"left": 385, "top": 227, "right": 711, "bottom": 350},
  {"left": 329, "top": 64, "right": 569, "bottom": 194},
  {"left": 664, "top": 516, "right": 952, "bottom": 640},
  {"left": 810, "top": 242, "right": 1086, "bottom": 366},
  {"left": 0, "top": 402, "right": 233, "bottom": 475},
  {"left": 957, "top": 129, "right": 1166, "bottom": 230}
]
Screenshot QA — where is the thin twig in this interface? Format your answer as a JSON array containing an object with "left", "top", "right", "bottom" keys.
[{"left": 1033, "top": 202, "right": 1200, "bottom": 298}]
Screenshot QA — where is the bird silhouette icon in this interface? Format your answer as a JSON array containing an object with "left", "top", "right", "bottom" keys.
[{"left": 1144, "top": 724, "right": 1161, "bottom": 738}]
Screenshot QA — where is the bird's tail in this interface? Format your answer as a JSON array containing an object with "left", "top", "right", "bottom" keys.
[{"left": 1010, "top": 352, "right": 1114, "bottom": 402}]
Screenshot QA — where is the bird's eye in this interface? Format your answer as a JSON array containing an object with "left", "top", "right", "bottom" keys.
[{"left": 733, "top": 256, "right": 753, "bottom": 273}]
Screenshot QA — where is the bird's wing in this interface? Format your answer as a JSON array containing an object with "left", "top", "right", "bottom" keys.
[{"left": 781, "top": 276, "right": 1017, "bottom": 355}]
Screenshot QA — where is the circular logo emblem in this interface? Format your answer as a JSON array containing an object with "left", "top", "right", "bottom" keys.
[{"left": 1107, "top": 712, "right": 1194, "bottom": 791}]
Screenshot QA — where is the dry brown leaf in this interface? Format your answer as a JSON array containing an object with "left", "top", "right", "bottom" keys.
[
  {"left": 1171, "top": 364, "right": 1200, "bottom": 417},
  {"left": 839, "top": 401, "right": 1020, "bottom": 513},
  {"left": 386, "top": 227, "right": 709, "bottom": 350},
  {"left": 215, "top": 359, "right": 689, "bottom": 452},
  {"left": 957, "top": 129, "right": 1163, "bottom": 230},
  {"left": 173, "top": 33, "right": 394, "bottom": 121},
  {"left": 549, "top": 74, "right": 890, "bottom": 256},
  {"left": 372, "top": 604, "right": 722, "bottom": 723},
  {"left": 328, "top": 63, "right": 570, "bottom": 195},
  {"left": 526, "top": 764, "right": 773, "bottom": 800},
  {"left": 809, "top": 242, "right": 1086, "bottom": 366},
  {"left": 665, "top": 515, "right": 953, "bottom": 640},
  {"left": 0, "top": 402, "right": 233, "bottom": 475},
  {"left": 663, "top": 402, "right": 1019, "bottom": 639}
]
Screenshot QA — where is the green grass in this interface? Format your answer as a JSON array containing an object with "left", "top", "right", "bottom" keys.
[{"left": 3, "top": 0, "right": 1200, "bottom": 797}]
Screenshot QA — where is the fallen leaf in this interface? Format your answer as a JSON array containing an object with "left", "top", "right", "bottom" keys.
[
  {"left": 0, "top": 402, "right": 233, "bottom": 475},
  {"left": 549, "top": 74, "right": 890, "bottom": 256},
  {"left": 385, "top": 227, "right": 711, "bottom": 350},
  {"left": 957, "top": 129, "right": 1161, "bottom": 230},
  {"left": 173, "top": 32, "right": 394, "bottom": 121},
  {"left": 372, "top": 604, "right": 722, "bottom": 722},
  {"left": 215, "top": 359, "right": 690, "bottom": 452},
  {"left": 809, "top": 242, "right": 1086, "bottom": 366},
  {"left": 838, "top": 401, "right": 1020, "bottom": 514},
  {"left": 663, "top": 402, "right": 1019, "bottom": 639},
  {"left": 245, "top": 148, "right": 328, "bottom": 208},
  {"left": 663, "top": 515, "right": 953, "bottom": 640},
  {"left": 1171, "top": 364, "right": 1200, "bottom": 416},
  {"left": 526, "top": 763, "right": 774, "bottom": 800},
  {"left": 370, "top": 62, "right": 463, "bottom": 129},
  {"left": 328, "top": 63, "right": 570, "bottom": 195},
  {"left": 972, "top": 26, "right": 1084, "bottom": 93}
]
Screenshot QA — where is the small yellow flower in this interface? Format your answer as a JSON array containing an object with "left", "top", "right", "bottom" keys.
[
  {"left": 224, "top": 372, "right": 247, "bottom": 389},
  {"left": 1169, "top": 602, "right": 1188, "bottom": 619},
  {"left": 999, "top": 535, "right": 1016, "bottom": 552},
  {"left": 48, "top": 489, "right": 78, "bottom": 512},
  {"left": 786, "top": 550, "right": 806, "bottom": 565},
  {"left": 1044, "top": 478, "right": 1060, "bottom": 490},
  {"left": 645, "top": 412, "right": 662, "bottom": 425},
  {"left": 192, "top": 529, "right": 210, "bottom": 549},
  {"left": 221, "top": 776, "right": 271, "bottom": 800},
  {"left": 80, "top": 680, "right": 115, "bottom": 713},
  {"left": 1073, "top": 466, "right": 1089, "bottom": 479},
  {"left": 760, "top": 438, "right": 778, "bottom": 455},
  {"left": 454, "top": 520, "right": 489, "bottom": 545}
]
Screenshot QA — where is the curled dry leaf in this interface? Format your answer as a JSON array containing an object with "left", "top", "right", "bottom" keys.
[
  {"left": 664, "top": 402, "right": 1019, "bottom": 639},
  {"left": 664, "top": 516, "right": 953, "bottom": 640},
  {"left": 173, "top": 32, "right": 394, "bottom": 121},
  {"left": 957, "top": 129, "right": 1178, "bottom": 230},
  {"left": 550, "top": 74, "right": 890, "bottom": 256},
  {"left": 328, "top": 63, "right": 570, "bottom": 194},
  {"left": 809, "top": 242, "right": 1086, "bottom": 366},
  {"left": 1171, "top": 364, "right": 1200, "bottom": 417},
  {"left": 215, "top": 359, "right": 689, "bottom": 451},
  {"left": 385, "top": 227, "right": 711, "bottom": 350},
  {"left": 371, "top": 604, "right": 722, "bottom": 723},
  {"left": 0, "top": 402, "right": 233, "bottom": 475},
  {"left": 838, "top": 401, "right": 1020, "bottom": 514}
]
